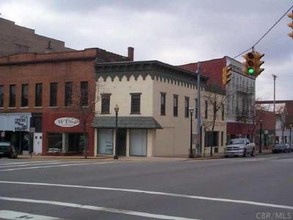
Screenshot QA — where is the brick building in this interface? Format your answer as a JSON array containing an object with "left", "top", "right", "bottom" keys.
[
  {"left": 179, "top": 56, "right": 256, "bottom": 142},
  {"left": 0, "top": 48, "right": 133, "bottom": 156},
  {"left": 0, "top": 17, "right": 72, "bottom": 56}
]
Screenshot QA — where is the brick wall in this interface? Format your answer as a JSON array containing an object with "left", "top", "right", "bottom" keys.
[{"left": 0, "top": 17, "right": 72, "bottom": 56}]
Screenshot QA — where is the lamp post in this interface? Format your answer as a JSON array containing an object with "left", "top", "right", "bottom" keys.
[
  {"left": 289, "top": 124, "right": 292, "bottom": 149},
  {"left": 189, "top": 107, "right": 194, "bottom": 158},
  {"left": 114, "top": 104, "right": 119, "bottom": 159},
  {"left": 259, "top": 120, "right": 263, "bottom": 153}
]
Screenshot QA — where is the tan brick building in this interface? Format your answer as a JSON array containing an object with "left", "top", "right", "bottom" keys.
[{"left": 0, "top": 17, "right": 72, "bottom": 56}]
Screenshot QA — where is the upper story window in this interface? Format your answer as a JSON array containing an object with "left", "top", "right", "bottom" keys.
[
  {"left": 173, "top": 95, "right": 178, "bottom": 117},
  {"left": 35, "top": 83, "right": 42, "bottom": 107},
  {"left": 0, "top": 85, "right": 3, "bottom": 107},
  {"left": 80, "top": 81, "right": 88, "bottom": 107},
  {"left": 222, "top": 104, "right": 225, "bottom": 121},
  {"left": 15, "top": 44, "right": 29, "bottom": 53},
  {"left": 9, "top": 84, "right": 16, "bottom": 107},
  {"left": 195, "top": 98, "right": 198, "bottom": 119},
  {"left": 131, "top": 93, "right": 141, "bottom": 114},
  {"left": 184, "top": 97, "right": 189, "bottom": 118},
  {"left": 64, "top": 82, "right": 73, "bottom": 106},
  {"left": 213, "top": 102, "right": 217, "bottom": 119},
  {"left": 21, "top": 84, "right": 28, "bottom": 107},
  {"left": 205, "top": 100, "right": 208, "bottom": 119},
  {"left": 101, "top": 93, "right": 111, "bottom": 114},
  {"left": 161, "top": 93, "right": 166, "bottom": 116},
  {"left": 50, "top": 82, "right": 58, "bottom": 107}
]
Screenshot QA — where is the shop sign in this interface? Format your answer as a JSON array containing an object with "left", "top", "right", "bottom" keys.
[
  {"left": 15, "top": 115, "right": 29, "bottom": 131},
  {"left": 54, "top": 117, "right": 80, "bottom": 128}
]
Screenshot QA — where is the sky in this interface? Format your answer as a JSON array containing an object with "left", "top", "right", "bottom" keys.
[{"left": 0, "top": 0, "right": 292, "bottom": 101}]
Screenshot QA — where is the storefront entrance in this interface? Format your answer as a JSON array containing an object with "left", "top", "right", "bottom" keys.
[{"left": 117, "top": 128, "right": 126, "bottom": 156}]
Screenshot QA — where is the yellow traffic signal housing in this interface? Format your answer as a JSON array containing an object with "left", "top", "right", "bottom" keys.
[
  {"left": 254, "top": 51, "right": 264, "bottom": 76},
  {"left": 288, "top": 11, "right": 293, "bottom": 39},
  {"left": 222, "top": 65, "right": 232, "bottom": 85},
  {"left": 243, "top": 52, "right": 256, "bottom": 75},
  {"left": 242, "top": 51, "right": 264, "bottom": 77}
]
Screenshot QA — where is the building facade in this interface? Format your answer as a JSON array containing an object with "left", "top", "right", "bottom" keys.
[
  {"left": 179, "top": 56, "right": 256, "bottom": 142},
  {"left": 93, "top": 61, "right": 227, "bottom": 157},
  {"left": 0, "top": 48, "right": 132, "bottom": 156},
  {"left": 0, "top": 17, "right": 72, "bottom": 56}
]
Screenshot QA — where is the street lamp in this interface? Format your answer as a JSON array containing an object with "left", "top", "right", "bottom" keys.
[
  {"left": 114, "top": 104, "right": 119, "bottom": 159},
  {"left": 259, "top": 120, "right": 263, "bottom": 153},
  {"left": 189, "top": 107, "right": 194, "bottom": 158}
]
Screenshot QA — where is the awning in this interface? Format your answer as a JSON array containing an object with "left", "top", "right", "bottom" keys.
[{"left": 92, "top": 116, "right": 162, "bottom": 129}]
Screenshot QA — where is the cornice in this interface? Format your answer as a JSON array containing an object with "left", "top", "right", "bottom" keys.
[{"left": 96, "top": 60, "right": 208, "bottom": 87}]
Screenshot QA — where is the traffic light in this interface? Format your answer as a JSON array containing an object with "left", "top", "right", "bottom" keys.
[
  {"left": 222, "top": 65, "right": 232, "bottom": 85},
  {"left": 242, "top": 51, "right": 265, "bottom": 77},
  {"left": 288, "top": 11, "right": 293, "bottom": 39},
  {"left": 254, "top": 51, "right": 264, "bottom": 76},
  {"left": 243, "top": 52, "right": 256, "bottom": 75}
]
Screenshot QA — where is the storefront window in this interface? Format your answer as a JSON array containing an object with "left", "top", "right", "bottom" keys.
[
  {"left": 98, "top": 129, "right": 113, "bottom": 155},
  {"left": 130, "top": 129, "right": 147, "bottom": 156},
  {"left": 68, "top": 133, "right": 85, "bottom": 153},
  {"left": 47, "top": 133, "right": 62, "bottom": 152}
]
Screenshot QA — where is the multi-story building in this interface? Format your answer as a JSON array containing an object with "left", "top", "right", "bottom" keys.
[
  {"left": 93, "top": 60, "right": 227, "bottom": 157},
  {"left": 179, "top": 56, "right": 256, "bottom": 142},
  {"left": 0, "top": 17, "right": 72, "bottom": 56},
  {"left": 254, "top": 100, "right": 293, "bottom": 149},
  {"left": 0, "top": 48, "right": 133, "bottom": 156}
]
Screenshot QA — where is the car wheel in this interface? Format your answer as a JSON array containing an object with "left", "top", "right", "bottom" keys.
[
  {"left": 251, "top": 148, "right": 255, "bottom": 157},
  {"left": 243, "top": 149, "right": 247, "bottom": 157}
]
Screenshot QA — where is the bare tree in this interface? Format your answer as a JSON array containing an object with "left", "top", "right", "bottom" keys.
[
  {"left": 276, "top": 104, "right": 287, "bottom": 143},
  {"left": 70, "top": 81, "right": 101, "bottom": 158},
  {"left": 202, "top": 86, "right": 226, "bottom": 157}
]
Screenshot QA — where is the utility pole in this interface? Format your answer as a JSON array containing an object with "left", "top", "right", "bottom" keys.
[
  {"left": 273, "top": 74, "right": 277, "bottom": 145},
  {"left": 196, "top": 62, "right": 201, "bottom": 156}
]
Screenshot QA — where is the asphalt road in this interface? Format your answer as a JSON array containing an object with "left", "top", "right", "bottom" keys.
[{"left": 0, "top": 153, "right": 292, "bottom": 220}]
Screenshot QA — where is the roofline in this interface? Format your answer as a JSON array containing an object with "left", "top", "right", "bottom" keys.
[{"left": 96, "top": 60, "right": 209, "bottom": 82}]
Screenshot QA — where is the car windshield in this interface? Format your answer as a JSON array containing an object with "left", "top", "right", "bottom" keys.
[
  {"left": 275, "top": 144, "right": 286, "bottom": 148},
  {"left": 0, "top": 143, "right": 10, "bottom": 151},
  {"left": 230, "top": 139, "right": 245, "bottom": 145}
]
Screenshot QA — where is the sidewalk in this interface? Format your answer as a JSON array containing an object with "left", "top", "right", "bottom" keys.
[{"left": 16, "top": 149, "right": 272, "bottom": 161}]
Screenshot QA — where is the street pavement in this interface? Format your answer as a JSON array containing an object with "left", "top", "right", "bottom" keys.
[{"left": 0, "top": 153, "right": 292, "bottom": 220}]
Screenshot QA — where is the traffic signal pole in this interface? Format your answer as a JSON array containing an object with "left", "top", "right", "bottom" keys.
[{"left": 196, "top": 62, "right": 201, "bottom": 156}]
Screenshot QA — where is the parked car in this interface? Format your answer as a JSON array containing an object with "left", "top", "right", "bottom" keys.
[
  {"left": 224, "top": 138, "right": 255, "bottom": 157},
  {"left": 0, "top": 141, "right": 18, "bottom": 159},
  {"left": 272, "top": 143, "right": 291, "bottom": 153}
]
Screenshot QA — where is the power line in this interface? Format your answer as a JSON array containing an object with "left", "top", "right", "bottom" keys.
[{"left": 234, "top": 5, "right": 293, "bottom": 59}]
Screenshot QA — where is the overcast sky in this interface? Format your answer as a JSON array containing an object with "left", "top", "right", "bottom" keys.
[{"left": 1, "top": 0, "right": 292, "bottom": 101}]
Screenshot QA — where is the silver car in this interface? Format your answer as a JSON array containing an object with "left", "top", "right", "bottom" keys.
[{"left": 224, "top": 138, "right": 255, "bottom": 157}]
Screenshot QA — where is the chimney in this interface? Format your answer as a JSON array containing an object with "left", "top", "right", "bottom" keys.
[{"left": 128, "top": 47, "right": 134, "bottom": 61}]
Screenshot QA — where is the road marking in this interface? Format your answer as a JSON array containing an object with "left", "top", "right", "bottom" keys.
[
  {"left": 0, "top": 181, "right": 293, "bottom": 210},
  {"left": 0, "top": 210, "right": 60, "bottom": 220},
  {"left": 0, "top": 161, "right": 64, "bottom": 168},
  {"left": 0, "top": 160, "right": 61, "bottom": 166},
  {"left": 0, "top": 197, "right": 199, "bottom": 220},
  {"left": 0, "top": 161, "right": 115, "bottom": 172}
]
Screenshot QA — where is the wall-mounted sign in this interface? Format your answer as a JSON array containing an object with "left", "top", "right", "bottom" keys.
[
  {"left": 0, "top": 113, "right": 31, "bottom": 132},
  {"left": 54, "top": 117, "right": 80, "bottom": 128}
]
